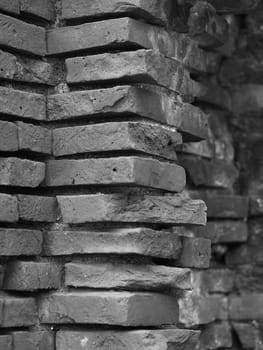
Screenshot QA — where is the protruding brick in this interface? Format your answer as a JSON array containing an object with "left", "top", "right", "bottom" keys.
[
  {"left": 179, "top": 236, "right": 211, "bottom": 268},
  {"left": 195, "top": 221, "right": 248, "bottom": 243},
  {"left": 179, "top": 291, "right": 227, "bottom": 326},
  {"left": 0, "top": 50, "right": 54, "bottom": 85},
  {"left": 0, "top": 120, "right": 18, "bottom": 151},
  {"left": 229, "top": 294, "right": 263, "bottom": 320},
  {"left": 48, "top": 85, "right": 208, "bottom": 141},
  {"left": 0, "top": 87, "right": 46, "bottom": 121},
  {"left": 57, "top": 193, "right": 206, "bottom": 225},
  {"left": 66, "top": 50, "right": 203, "bottom": 97},
  {"left": 0, "top": 0, "right": 19, "bottom": 14},
  {"left": 18, "top": 195, "right": 57, "bottom": 222},
  {"left": 43, "top": 228, "right": 182, "bottom": 260},
  {"left": 17, "top": 122, "right": 52, "bottom": 154},
  {"left": 0, "top": 297, "right": 37, "bottom": 327},
  {"left": 65, "top": 263, "right": 192, "bottom": 291},
  {"left": 4, "top": 262, "right": 61, "bottom": 291},
  {"left": 0, "top": 229, "right": 42, "bottom": 256},
  {"left": 39, "top": 292, "right": 178, "bottom": 326},
  {"left": 0, "top": 14, "right": 45, "bottom": 56},
  {"left": 20, "top": 0, "right": 55, "bottom": 21},
  {"left": 0, "top": 194, "right": 18, "bottom": 222},
  {"left": 0, "top": 157, "right": 45, "bottom": 187},
  {"left": 56, "top": 329, "right": 199, "bottom": 350},
  {"left": 13, "top": 331, "right": 55, "bottom": 350},
  {"left": 53, "top": 122, "right": 181, "bottom": 160},
  {"left": 46, "top": 157, "right": 186, "bottom": 192}
]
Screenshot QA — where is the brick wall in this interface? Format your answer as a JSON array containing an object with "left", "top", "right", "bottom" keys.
[{"left": 0, "top": 1, "right": 262, "bottom": 349}]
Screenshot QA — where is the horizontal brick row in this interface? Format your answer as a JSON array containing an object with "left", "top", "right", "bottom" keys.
[{"left": 0, "top": 332, "right": 54, "bottom": 350}]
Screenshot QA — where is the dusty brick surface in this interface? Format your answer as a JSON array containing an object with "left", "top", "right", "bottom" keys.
[
  {"left": 179, "top": 236, "right": 211, "bottom": 268},
  {"left": 12, "top": 331, "right": 55, "bottom": 350},
  {"left": 0, "top": 194, "right": 18, "bottom": 222},
  {"left": 0, "top": 121, "right": 18, "bottom": 151},
  {"left": 0, "top": 0, "right": 19, "bottom": 14},
  {"left": 0, "top": 335, "right": 12, "bottom": 350},
  {"left": 39, "top": 291, "right": 178, "bottom": 326},
  {"left": 20, "top": 0, "right": 55, "bottom": 21},
  {"left": 17, "top": 122, "right": 52, "bottom": 154},
  {"left": 0, "top": 297, "right": 37, "bottom": 327},
  {"left": 17, "top": 195, "right": 57, "bottom": 222}
]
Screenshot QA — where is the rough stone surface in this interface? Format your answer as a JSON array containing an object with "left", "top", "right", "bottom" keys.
[
  {"left": 17, "top": 195, "right": 57, "bottom": 222},
  {"left": 39, "top": 292, "right": 178, "bottom": 326},
  {"left": 12, "top": 331, "right": 55, "bottom": 350},
  {"left": 193, "top": 269, "right": 235, "bottom": 293},
  {"left": 20, "top": 0, "right": 55, "bottom": 21},
  {"left": 0, "top": 157, "right": 45, "bottom": 187},
  {"left": 0, "top": 335, "right": 12, "bottom": 350},
  {"left": 65, "top": 263, "right": 192, "bottom": 291},
  {"left": 198, "top": 322, "right": 232, "bottom": 349},
  {"left": 17, "top": 122, "right": 52, "bottom": 154},
  {"left": 232, "top": 322, "right": 256, "bottom": 349},
  {"left": 0, "top": 297, "right": 37, "bottom": 327},
  {"left": 0, "top": 194, "right": 18, "bottom": 222},
  {"left": 4, "top": 262, "right": 61, "bottom": 291},
  {"left": 52, "top": 122, "right": 181, "bottom": 160},
  {"left": 66, "top": 50, "right": 203, "bottom": 97},
  {"left": 46, "top": 157, "right": 186, "bottom": 192},
  {"left": 56, "top": 329, "right": 199, "bottom": 350},
  {"left": 43, "top": 228, "right": 182, "bottom": 259},
  {"left": 179, "top": 236, "right": 211, "bottom": 268},
  {"left": 0, "top": 120, "right": 18, "bottom": 151},
  {"left": 0, "top": 14, "right": 46, "bottom": 56},
  {"left": 229, "top": 294, "right": 263, "bottom": 320},
  {"left": 0, "top": 0, "right": 19, "bottom": 14},
  {"left": 57, "top": 193, "right": 207, "bottom": 224},
  {"left": 0, "top": 87, "right": 46, "bottom": 121},
  {"left": 0, "top": 229, "right": 42, "bottom": 256}
]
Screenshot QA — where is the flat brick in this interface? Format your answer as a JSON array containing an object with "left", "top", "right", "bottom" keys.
[
  {"left": 232, "top": 323, "right": 256, "bottom": 349},
  {"left": 0, "top": 49, "right": 54, "bottom": 85},
  {"left": 46, "top": 157, "right": 186, "bottom": 192},
  {"left": 0, "top": 335, "right": 12, "bottom": 350},
  {"left": 48, "top": 85, "right": 208, "bottom": 141},
  {"left": 0, "top": 193, "right": 18, "bottom": 222},
  {"left": 39, "top": 292, "right": 178, "bottom": 326},
  {"left": 18, "top": 195, "right": 57, "bottom": 222},
  {"left": 57, "top": 193, "right": 207, "bottom": 225},
  {"left": 0, "top": 0, "right": 19, "bottom": 14},
  {"left": 65, "top": 263, "right": 192, "bottom": 291},
  {"left": 0, "top": 228, "right": 42, "bottom": 256},
  {"left": 13, "top": 331, "right": 54, "bottom": 350},
  {"left": 43, "top": 228, "right": 182, "bottom": 260},
  {"left": 178, "top": 236, "right": 211, "bottom": 268},
  {"left": 0, "top": 157, "right": 45, "bottom": 187},
  {"left": 61, "top": 0, "right": 170, "bottom": 24},
  {"left": 232, "top": 84, "right": 263, "bottom": 116},
  {"left": 66, "top": 50, "right": 203, "bottom": 97},
  {"left": 20, "top": 0, "right": 55, "bottom": 21},
  {"left": 229, "top": 294, "right": 263, "bottom": 320},
  {"left": 4, "top": 262, "right": 61, "bottom": 291},
  {"left": 195, "top": 221, "right": 248, "bottom": 243},
  {"left": 193, "top": 269, "right": 235, "bottom": 293},
  {"left": 178, "top": 139, "right": 214, "bottom": 159},
  {"left": 0, "top": 87, "right": 46, "bottom": 121},
  {"left": 52, "top": 122, "right": 181, "bottom": 160},
  {"left": 0, "top": 297, "right": 37, "bottom": 327},
  {"left": 0, "top": 120, "right": 18, "bottom": 151},
  {"left": 179, "top": 291, "right": 227, "bottom": 327},
  {"left": 17, "top": 122, "right": 52, "bottom": 154},
  {"left": 0, "top": 14, "right": 45, "bottom": 56},
  {"left": 198, "top": 322, "right": 232, "bottom": 349},
  {"left": 56, "top": 329, "right": 199, "bottom": 350}
]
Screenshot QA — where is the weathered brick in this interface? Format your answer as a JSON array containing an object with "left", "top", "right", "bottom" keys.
[
  {"left": 0, "top": 297, "right": 37, "bottom": 327},
  {"left": 0, "top": 49, "right": 54, "bottom": 85},
  {"left": 66, "top": 50, "right": 203, "bottom": 97},
  {"left": 57, "top": 193, "right": 206, "bottom": 224},
  {"left": 48, "top": 85, "right": 208, "bottom": 141},
  {"left": 43, "top": 228, "right": 182, "bottom": 260},
  {"left": 17, "top": 122, "right": 52, "bottom": 155},
  {"left": 0, "top": 120, "right": 18, "bottom": 151},
  {"left": 229, "top": 294, "right": 263, "bottom": 320},
  {"left": 0, "top": 228, "right": 42, "bottom": 256},
  {"left": 39, "top": 292, "right": 178, "bottom": 326},
  {"left": 193, "top": 269, "right": 235, "bottom": 293},
  {"left": 0, "top": 14, "right": 45, "bottom": 56},
  {"left": 198, "top": 322, "right": 232, "bottom": 350},
  {"left": 0, "top": 157, "right": 45, "bottom": 187},
  {"left": 61, "top": 0, "right": 170, "bottom": 25},
  {"left": 56, "top": 329, "right": 199, "bottom": 350},
  {"left": 0, "top": 335, "right": 12, "bottom": 350},
  {"left": 20, "top": 0, "right": 55, "bottom": 21},
  {"left": 232, "top": 84, "right": 263, "bottom": 116},
  {"left": 179, "top": 291, "right": 227, "bottom": 326},
  {"left": 0, "top": 194, "right": 18, "bottom": 222},
  {"left": 0, "top": 87, "right": 46, "bottom": 121},
  {"left": 0, "top": 0, "right": 19, "bottom": 14},
  {"left": 178, "top": 236, "right": 211, "bottom": 268},
  {"left": 46, "top": 157, "right": 186, "bottom": 192},
  {"left": 178, "top": 139, "right": 214, "bottom": 159},
  {"left": 65, "top": 263, "right": 192, "bottom": 291},
  {"left": 232, "top": 322, "right": 256, "bottom": 349},
  {"left": 53, "top": 122, "right": 181, "bottom": 160},
  {"left": 13, "top": 331, "right": 54, "bottom": 350},
  {"left": 195, "top": 221, "right": 248, "bottom": 244},
  {"left": 4, "top": 262, "right": 61, "bottom": 291},
  {"left": 17, "top": 195, "right": 57, "bottom": 222}
]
